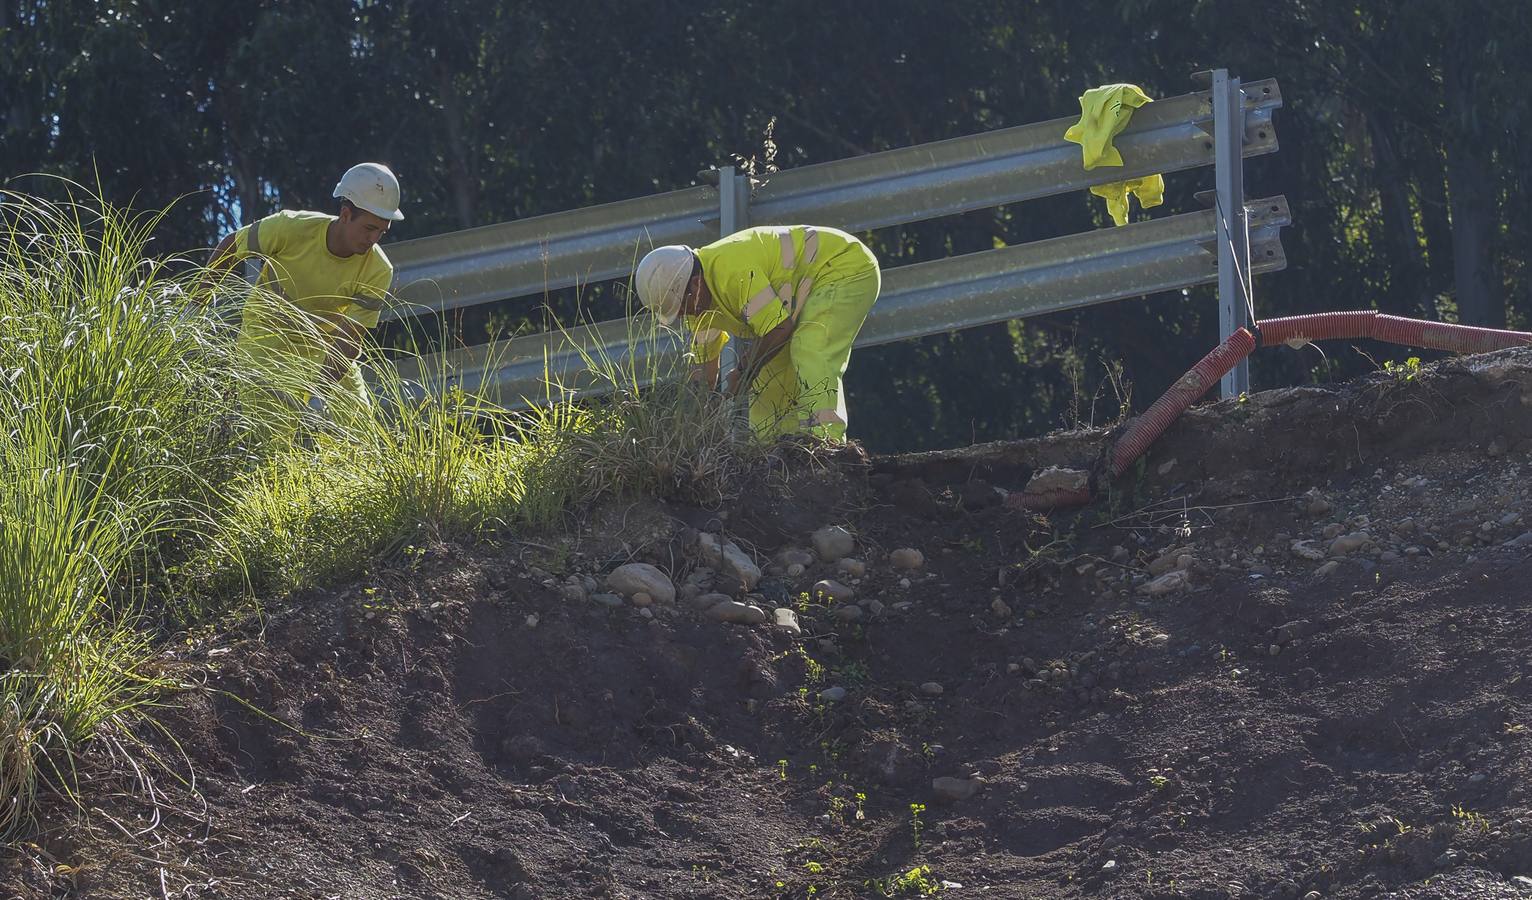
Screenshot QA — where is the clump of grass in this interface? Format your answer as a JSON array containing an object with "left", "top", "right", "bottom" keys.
[{"left": 0, "top": 186, "right": 252, "bottom": 838}]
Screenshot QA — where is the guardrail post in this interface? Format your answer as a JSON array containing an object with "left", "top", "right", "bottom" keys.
[
  {"left": 1212, "top": 69, "right": 1252, "bottom": 398},
  {"left": 716, "top": 166, "right": 753, "bottom": 396}
]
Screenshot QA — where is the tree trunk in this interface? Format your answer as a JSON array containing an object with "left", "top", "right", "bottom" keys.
[
  {"left": 1368, "top": 111, "right": 1430, "bottom": 317},
  {"left": 436, "top": 61, "right": 477, "bottom": 229},
  {"left": 1442, "top": 31, "right": 1502, "bottom": 327}
]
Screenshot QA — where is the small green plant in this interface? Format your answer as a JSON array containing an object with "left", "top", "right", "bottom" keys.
[
  {"left": 1148, "top": 774, "right": 1170, "bottom": 791},
  {"left": 777, "top": 759, "right": 788, "bottom": 781},
  {"left": 909, "top": 802, "right": 927, "bottom": 847},
  {"left": 1383, "top": 356, "right": 1423, "bottom": 382},
  {"left": 867, "top": 864, "right": 943, "bottom": 897},
  {"left": 1452, "top": 804, "right": 1490, "bottom": 833},
  {"left": 855, "top": 791, "right": 867, "bottom": 822}
]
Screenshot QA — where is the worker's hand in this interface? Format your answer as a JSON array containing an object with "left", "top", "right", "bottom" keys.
[{"left": 305, "top": 393, "right": 331, "bottom": 422}]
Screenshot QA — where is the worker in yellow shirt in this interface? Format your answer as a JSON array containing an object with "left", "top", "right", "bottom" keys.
[
  {"left": 204, "top": 162, "right": 402, "bottom": 436},
  {"left": 633, "top": 225, "right": 881, "bottom": 441}
]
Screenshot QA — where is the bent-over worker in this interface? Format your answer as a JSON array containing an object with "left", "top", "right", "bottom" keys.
[
  {"left": 205, "top": 162, "right": 402, "bottom": 435},
  {"left": 633, "top": 225, "right": 881, "bottom": 441}
]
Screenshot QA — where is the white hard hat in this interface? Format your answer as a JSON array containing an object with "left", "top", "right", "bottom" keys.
[
  {"left": 333, "top": 162, "right": 404, "bottom": 221},
  {"left": 634, "top": 245, "right": 695, "bottom": 324}
]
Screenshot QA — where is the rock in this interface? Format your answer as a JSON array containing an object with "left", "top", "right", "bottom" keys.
[
  {"left": 813, "top": 579, "right": 856, "bottom": 603},
  {"left": 864, "top": 598, "right": 885, "bottom": 617},
  {"left": 560, "top": 578, "right": 588, "bottom": 602},
  {"left": 689, "top": 591, "right": 734, "bottom": 612},
  {"left": 991, "top": 596, "right": 1013, "bottom": 618},
  {"left": 1101, "top": 859, "right": 1119, "bottom": 873},
  {"left": 525, "top": 613, "right": 540, "bottom": 628},
  {"left": 1506, "top": 531, "right": 1532, "bottom": 548},
  {"left": 695, "top": 532, "right": 727, "bottom": 568},
  {"left": 920, "top": 682, "right": 944, "bottom": 697},
  {"left": 787, "top": 562, "right": 807, "bottom": 577},
  {"left": 1290, "top": 540, "right": 1326, "bottom": 561},
  {"left": 836, "top": 557, "right": 867, "bottom": 578},
  {"left": 1303, "top": 893, "right": 1323, "bottom": 900},
  {"left": 720, "top": 543, "right": 762, "bottom": 591},
  {"left": 1139, "top": 570, "right": 1189, "bottom": 596},
  {"left": 697, "top": 533, "right": 763, "bottom": 591},
  {"left": 931, "top": 776, "right": 982, "bottom": 802},
  {"left": 632, "top": 592, "right": 653, "bottom": 607},
  {"left": 605, "top": 563, "right": 675, "bottom": 605},
  {"left": 706, "top": 600, "right": 767, "bottom": 625},
  {"left": 833, "top": 604, "right": 864, "bottom": 623},
  {"left": 1147, "top": 547, "right": 1192, "bottom": 575},
  {"left": 773, "top": 608, "right": 801, "bottom": 635},
  {"left": 1321, "top": 522, "right": 1345, "bottom": 540},
  {"left": 591, "top": 593, "right": 625, "bottom": 608},
  {"left": 777, "top": 547, "right": 816, "bottom": 568},
  {"left": 1304, "top": 489, "right": 1332, "bottom": 516},
  {"left": 812, "top": 526, "right": 856, "bottom": 562},
  {"left": 1315, "top": 560, "right": 1340, "bottom": 578},
  {"left": 1329, "top": 532, "right": 1372, "bottom": 556},
  {"left": 1016, "top": 466, "right": 1090, "bottom": 508},
  {"left": 819, "top": 686, "right": 847, "bottom": 703},
  {"left": 889, "top": 547, "right": 925, "bottom": 570}
]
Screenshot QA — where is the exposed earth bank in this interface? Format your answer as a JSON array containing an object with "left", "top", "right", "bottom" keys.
[{"left": 10, "top": 349, "right": 1532, "bottom": 899}]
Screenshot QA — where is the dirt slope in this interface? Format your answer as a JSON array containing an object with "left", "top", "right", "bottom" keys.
[{"left": 9, "top": 349, "right": 1532, "bottom": 900}]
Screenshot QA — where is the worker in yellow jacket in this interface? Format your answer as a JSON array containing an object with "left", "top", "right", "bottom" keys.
[
  {"left": 634, "top": 225, "right": 881, "bottom": 441},
  {"left": 204, "top": 163, "right": 402, "bottom": 437}
]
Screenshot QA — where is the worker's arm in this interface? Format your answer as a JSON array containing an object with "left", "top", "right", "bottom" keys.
[
  {"left": 196, "top": 231, "right": 241, "bottom": 301},
  {"left": 315, "top": 313, "right": 366, "bottom": 383},
  {"left": 692, "top": 356, "right": 721, "bottom": 390},
  {"left": 728, "top": 318, "right": 794, "bottom": 397}
]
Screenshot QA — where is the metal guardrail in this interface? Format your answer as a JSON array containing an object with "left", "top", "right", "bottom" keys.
[
  {"left": 384, "top": 78, "right": 1282, "bottom": 320},
  {"left": 392, "top": 197, "right": 1291, "bottom": 407}
]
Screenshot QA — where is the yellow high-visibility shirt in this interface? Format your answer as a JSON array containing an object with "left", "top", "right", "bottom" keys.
[
  {"left": 231, "top": 210, "right": 393, "bottom": 333},
  {"left": 685, "top": 225, "right": 873, "bottom": 363}
]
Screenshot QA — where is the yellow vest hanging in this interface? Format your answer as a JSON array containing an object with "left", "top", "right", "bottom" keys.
[{"left": 1064, "top": 84, "right": 1166, "bottom": 226}]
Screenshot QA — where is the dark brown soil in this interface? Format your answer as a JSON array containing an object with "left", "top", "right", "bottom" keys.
[{"left": 9, "top": 349, "right": 1532, "bottom": 899}]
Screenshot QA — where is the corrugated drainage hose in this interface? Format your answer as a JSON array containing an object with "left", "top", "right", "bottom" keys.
[{"left": 1104, "top": 310, "right": 1532, "bottom": 480}]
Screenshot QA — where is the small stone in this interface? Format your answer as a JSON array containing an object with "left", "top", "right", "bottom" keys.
[
  {"left": 836, "top": 557, "right": 867, "bottom": 578},
  {"left": 631, "top": 592, "right": 653, "bottom": 607},
  {"left": 1303, "top": 892, "right": 1323, "bottom": 900},
  {"left": 706, "top": 600, "right": 767, "bottom": 624},
  {"left": 931, "top": 776, "right": 982, "bottom": 801},
  {"left": 787, "top": 563, "right": 806, "bottom": 577},
  {"left": 1139, "top": 570, "right": 1189, "bottom": 596},
  {"left": 812, "top": 526, "right": 856, "bottom": 562},
  {"left": 991, "top": 596, "right": 1013, "bottom": 618},
  {"left": 864, "top": 598, "right": 885, "bottom": 617},
  {"left": 1505, "top": 531, "right": 1532, "bottom": 548},
  {"left": 1006, "top": 662, "right": 1020, "bottom": 673},
  {"left": 525, "top": 613, "right": 539, "bottom": 628},
  {"left": 1157, "top": 458, "right": 1177, "bottom": 475},
  {"left": 920, "top": 682, "right": 944, "bottom": 697},
  {"left": 773, "top": 608, "right": 801, "bottom": 635},
  {"left": 1315, "top": 560, "right": 1340, "bottom": 578},
  {"left": 689, "top": 591, "right": 733, "bottom": 612},
  {"left": 1305, "top": 490, "right": 1332, "bottom": 516},
  {"left": 1291, "top": 540, "right": 1326, "bottom": 561},
  {"left": 1101, "top": 859, "right": 1119, "bottom": 873},
  {"left": 898, "top": 577, "right": 911, "bottom": 589},
  {"left": 819, "top": 686, "right": 847, "bottom": 702},
  {"left": 639, "top": 607, "right": 653, "bottom": 619},
  {"left": 813, "top": 579, "right": 856, "bottom": 603},
  {"left": 1328, "top": 532, "right": 1371, "bottom": 556},
  {"left": 605, "top": 563, "right": 676, "bottom": 605},
  {"left": 591, "top": 593, "right": 625, "bottom": 608},
  {"left": 1269, "top": 644, "right": 1281, "bottom": 657},
  {"left": 889, "top": 548, "right": 925, "bottom": 570},
  {"left": 1435, "top": 849, "right": 1459, "bottom": 867},
  {"left": 777, "top": 548, "right": 815, "bottom": 568},
  {"left": 833, "top": 604, "right": 864, "bottom": 623},
  {"left": 560, "top": 579, "right": 588, "bottom": 602}
]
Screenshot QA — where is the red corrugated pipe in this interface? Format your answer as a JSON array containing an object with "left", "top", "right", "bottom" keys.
[{"left": 1006, "top": 311, "right": 1532, "bottom": 511}]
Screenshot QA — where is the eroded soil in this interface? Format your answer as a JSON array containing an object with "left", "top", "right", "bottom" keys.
[{"left": 9, "top": 349, "right": 1532, "bottom": 899}]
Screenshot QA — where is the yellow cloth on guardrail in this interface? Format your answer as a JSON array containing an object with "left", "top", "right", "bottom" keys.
[{"left": 1064, "top": 83, "right": 1165, "bottom": 226}]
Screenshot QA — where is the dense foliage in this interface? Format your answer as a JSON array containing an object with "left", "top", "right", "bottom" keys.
[{"left": 5, "top": 0, "right": 1529, "bottom": 452}]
